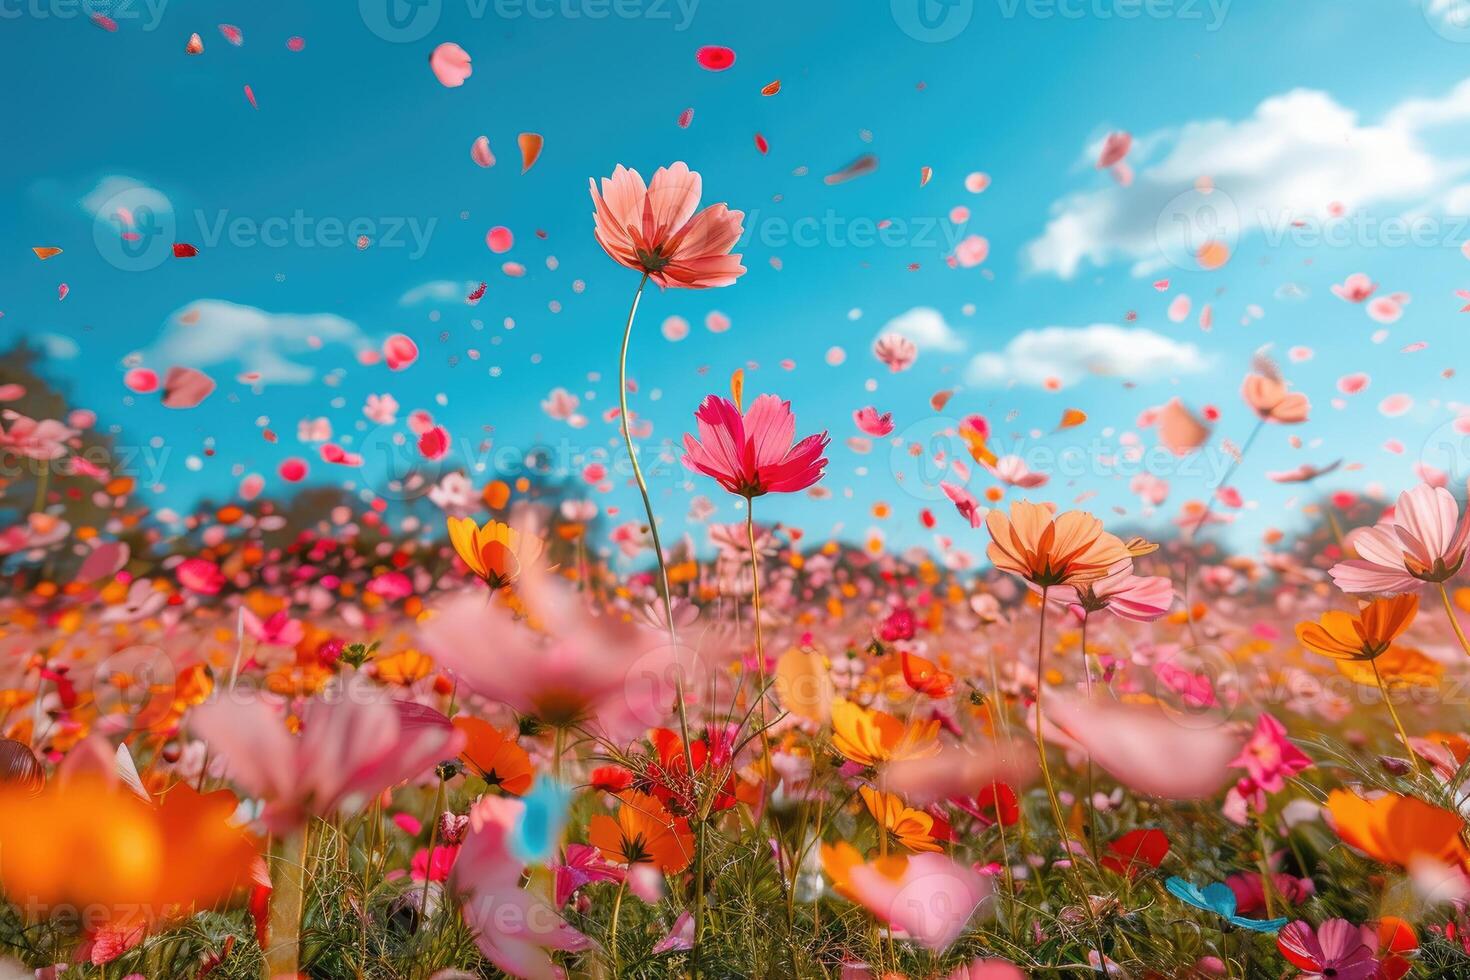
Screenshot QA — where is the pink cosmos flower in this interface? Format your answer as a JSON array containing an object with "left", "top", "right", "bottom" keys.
[
  {"left": 985, "top": 455, "right": 1049, "bottom": 490},
  {"left": 241, "top": 609, "right": 305, "bottom": 648},
  {"left": 847, "top": 852, "right": 990, "bottom": 951},
  {"left": 1330, "top": 273, "right": 1377, "bottom": 304},
  {"left": 419, "top": 564, "right": 662, "bottom": 733},
  {"left": 940, "top": 481, "right": 986, "bottom": 528},
  {"left": 190, "top": 680, "right": 463, "bottom": 833},
  {"left": 1330, "top": 483, "right": 1470, "bottom": 593},
  {"left": 681, "top": 394, "right": 829, "bottom": 498},
  {"left": 589, "top": 162, "right": 746, "bottom": 289},
  {"left": 453, "top": 796, "right": 592, "bottom": 979},
  {"left": 0, "top": 412, "right": 78, "bottom": 460},
  {"left": 1229, "top": 713, "right": 1311, "bottom": 794},
  {"left": 1277, "top": 919, "right": 1378, "bottom": 980},
  {"left": 853, "top": 406, "right": 894, "bottom": 437},
  {"left": 1049, "top": 560, "right": 1175, "bottom": 622},
  {"left": 363, "top": 393, "right": 399, "bottom": 425},
  {"left": 872, "top": 333, "right": 918, "bottom": 372}
]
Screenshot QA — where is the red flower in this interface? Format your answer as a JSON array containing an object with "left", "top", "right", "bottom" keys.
[{"left": 1100, "top": 828, "right": 1170, "bottom": 880}]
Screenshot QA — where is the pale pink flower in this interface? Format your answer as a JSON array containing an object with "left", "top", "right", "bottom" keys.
[
  {"left": 985, "top": 455, "right": 1049, "bottom": 489},
  {"left": 681, "top": 394, "right": 829, "bottom": 498},
  {"left": 1330, "top": 483, "right": 1470, "bottom": 593},
  {"left": 190, "top": 681, "right": 463, "bottom": 833},
  {"left": 1050, "top": 560, "right": 1174, "bottom": 622},
  {"left": 419, "top": 566, "right": 661, "bottom": 732},
  {"left": 589, "top": 162, "right": 745, "bottom": 289},
  {"left": 0, "top": 412, "right": 77, "bottom": 460},
  {"left": 363, "top": 393, "right": 399, "bottom": 425}
]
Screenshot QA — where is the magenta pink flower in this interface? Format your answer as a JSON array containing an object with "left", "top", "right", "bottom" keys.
[
  {"left": 1330, "top": 483, "right": 1470, "bottom": 593},
  {"left": 681, "top": 394, "right": 829, "bottom": 498},
  {"left": 1277, "top": 918, "right": 1377, "bottom": 980},
  {"left": 1229, "top": 713, "right": 1311, "bottom": 794},
  {"left": 589, "top": 162, "right": 746, "bottom": 289}
]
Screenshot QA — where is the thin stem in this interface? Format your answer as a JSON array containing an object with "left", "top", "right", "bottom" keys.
[
  {"left": 1080, "top": 613, "right": 1099, "bottom": 860},
  {"left": 616, "top": 271, "right": 705, "bottom": 962},
  {"left": 746, "top": 502, "right": 789, "bottom": 891},
  {"left": 1032, "top": 588, "right": 1073, "bottom": 860},
  {"left": 1440, "top": 583, "right": 1470, "bottom": 659},
  {"left": 1371, "top": 657, "right": 1421, "bottom": 777},
  {"left": 417, "top": 776, "right": 446, "bottom": 932},
  {"left": 609, "top": 879, "right": 627, "bottom": 974},
  {"left": 264, "top": 828, "right": 309, "bottom": 980}
]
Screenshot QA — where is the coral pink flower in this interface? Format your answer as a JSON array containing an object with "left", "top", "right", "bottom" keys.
[
  {"left": 985, "top": 455, "right": 1049, "bottom": 489},
  {"left": 853, "top": 406, "right": 894, "bottom": 437},
  {"left": 1330, "top": 484, "right": 1470, "bottom": 593},
  {"left": 681, "top": 394, "right": 829, "bottom": 498},
  {"left": 1229, "top": 713, "right": 1311, "bottom": 794},
  {"left": 589, "top": 162, "right": 745, "bottom": 289}
]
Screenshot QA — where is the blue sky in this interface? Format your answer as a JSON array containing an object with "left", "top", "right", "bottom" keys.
[{"left": 4, "top": 0, "right": 1470, "bottom": 561}]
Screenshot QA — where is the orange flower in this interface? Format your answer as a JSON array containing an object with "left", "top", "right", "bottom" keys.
[
  {"left": 1296, "top": 594, "right": 1419, "bottom": 661},
  {"left": 859, "top": 786, "right": 942, "bottom": 853},
  {"left": 984, "top": 500, "right": 1130, "bottom": 588},
  {"left": 446, "top": 517, "right": 545, "bottom": 590},
  {"left": 1336, "top": 645, "right": 1442, "bottom": 688},
  {"left": 0, "top": 777, "right": 257, "bottom": 928},
  {"left": 374, "top": 648, "right": 435, "bottom": 685},
  {"left": 265, "top": 661, "right": 334, "bottom": 698},
  {"left": 454, "top": 717, "right": 533, "bottom": 796},
  {"left": 818, "top": 839, "right": 906, "bottom": 903},
  {"left": 900, "top": 651, "right": 954, "bottom": 699},
  {"left": 1242, "top": 372, "right": 1310, "bottom": 423},
  {"left": 830, "top": 699, "right": 940, "bottom": 768},
  {"left": 587, "top": 790, "right": 693, "bottom": 873},
  {"left": 1326, "top": 789, "right": 1470, "bottom": 871}
]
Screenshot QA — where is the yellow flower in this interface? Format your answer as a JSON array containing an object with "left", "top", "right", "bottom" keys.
[
  {"left": 859, "top": 786, "right": 941, "bottom": 852},
  {"left": 447, "top": 517, "right": 545, "bottom": 589},
  {"left": 830, "top": 699, "right": 940, "bottom": 767}
]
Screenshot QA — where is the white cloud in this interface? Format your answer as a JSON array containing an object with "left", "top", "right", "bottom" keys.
[
  {"left": 149, "top": 300, "right": 366, "bottom": 385},
  {"left": 966, "top": 324, "right": 1209, "bottom": 389},
  {"left": 399, "top": 280, "right": 474, "bottom": 306},
  {"left": 877, "top": 306, "right": 966, "bottom": 352},
  {"left": 1025, "top": 81, "right": 1470, "bottom": 278},
  {"left": 80, "top": 175, "right": 171, "bottom": 221}
]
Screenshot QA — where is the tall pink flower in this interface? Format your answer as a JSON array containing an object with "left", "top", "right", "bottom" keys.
[
  {"left": 589, "top": 162, "right": 745, "bottom": 289},
  {"left": 681, "top": 394, "right": 829, "bottom": 498},
  {"left": 1330, "top": 484, "right": 1470, "bottom": 593},
  {"left": 1229, "top": 713, "right": 1311, "bottom": 795}
]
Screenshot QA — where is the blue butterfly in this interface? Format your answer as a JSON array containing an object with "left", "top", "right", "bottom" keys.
[
  {"left": 1164, "top": 876, "right": 1288, "bottom": 933},
  {"left": 508, "top": 776, "right": 573, "bottom": 865}
]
